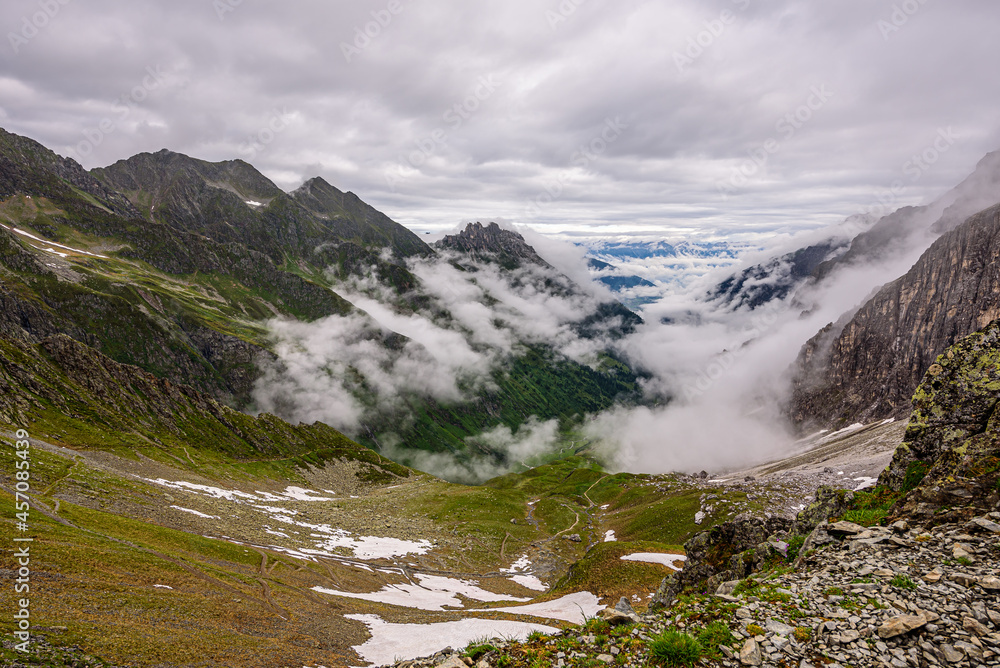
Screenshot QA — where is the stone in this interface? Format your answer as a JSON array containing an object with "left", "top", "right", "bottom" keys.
[
  {"left": 890, "top": 520, "right": 909, "bottom": 534},
  {"left": 878, "top": 614, "right": 930, "bottom": 639},
  {"left": 923, "top": 567, "right": 943, "bottom": 583},
  {"left": 987, "top": 609, "right": 1000, "bottom": 625},
  {"left": 827, "top": 521, "right": 866, "bottom": 537},
  {"left": 966, "top": 517, "right": 1000, "bottom": 534},
  {"left": 595, "top": 655, "right": 614, "bottom": 664},
  {"left": 597, "top": 608, "right": 639, "bottom": 626},
  {"left": 979, "top": 576, "right": 1000, "bottom": 591},
  {"left": 766, "top": 619, "right": 795, "bottom": 636},
  {"left": 740, "top": 638, "right": 762, "bottom": 666},
  {"left": 837, "top": 630, "right": 860, "bottom": 644},
  {"left": 716, "top": 580, "right": 740, "bottom": 596},
  {"left": 436, "top": 658, "right": 467, "bottom": 668},
  {"left": 963, "top": 617, "right": 990, "bottom": 637},
  {"left": 952, "top": 544, "right": 974, "bottom": 561},
  {"left": 614, "top": 597, "right": 636, "bottom": 615},
  {"left": 940, "top": 644, "right": 964, "bottom": 663},
  {"left": 564, "top": 534, "right": 582, "bottom": 542}
]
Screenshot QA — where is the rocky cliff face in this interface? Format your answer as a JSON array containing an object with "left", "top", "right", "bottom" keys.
[
  {"left": 788, "top": 203, "right": 1000, "bottom": 431},
  {"left": 878, "top": 319, "right": 1000, "bottom": 525}
]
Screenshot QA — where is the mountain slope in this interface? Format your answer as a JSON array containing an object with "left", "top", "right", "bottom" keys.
[{"left": 788, "top": 202, "right": 1000, "bottom": 430}]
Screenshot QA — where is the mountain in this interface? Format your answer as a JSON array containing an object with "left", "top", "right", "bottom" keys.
[
  {"left": 708, "top": 151, "right": 1000, "bottom": 314},
  {"left": 436, "top": 221, "right": 552, "bottom": 269},
  {"left": 0, "top": 128, "right": 646, "bottom": 480},
  {"left": 788, "top": 202, "right": 1000, "bottom": 430},
  {"left": 708, "top": 237, "right": 849, "bottom": 310}
]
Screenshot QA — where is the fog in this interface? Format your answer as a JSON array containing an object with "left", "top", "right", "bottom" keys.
[{"left": 254, "top": 166, "right": 993, "bottom": 480}]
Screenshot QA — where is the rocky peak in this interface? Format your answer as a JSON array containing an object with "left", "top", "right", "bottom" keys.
[{"left": 435, "top": 222, "right": 552, "bottom": 269}]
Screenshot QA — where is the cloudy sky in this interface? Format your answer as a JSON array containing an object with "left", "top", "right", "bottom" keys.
[{"left": 2, "top": 0, "right": 998, "bottom": 240}]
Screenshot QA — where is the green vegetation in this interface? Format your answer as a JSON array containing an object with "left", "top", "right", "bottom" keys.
[
  {"left": 648, "top": 630, "right": 703, "bottom": 667},
  {"left": 890, "top": 574, "right": 917, "bottom": 590},
  {"left": 695, "top": 621, "right": 737, "bottom": 658}
]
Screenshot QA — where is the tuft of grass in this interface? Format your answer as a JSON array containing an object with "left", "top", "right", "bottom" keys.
[
  {"left": 463, "top": 639, "right": 498, "bottom": 660},
  {"left": 793, "top": 627, "right": 812, "bottom": 642},
  {"left": 695, "top": 621, "right": 736, "bottom": 657},
  {"left": 648, "top": 630, "right": 703, "bottom": 667},
  {"left": 890, "top": 574, "right": 917, "bottom": 590},
  {"left": 745, "top": 624, "right": 764, "bottom": 637}
]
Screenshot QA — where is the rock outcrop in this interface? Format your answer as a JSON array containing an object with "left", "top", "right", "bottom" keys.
[{"left": 878, "top": 319, "right": 1000, "bottom": 525}]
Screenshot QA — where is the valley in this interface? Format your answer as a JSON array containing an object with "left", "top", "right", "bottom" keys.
[{"left": 1, "top": 125, "right": 999, "bottom": 667}]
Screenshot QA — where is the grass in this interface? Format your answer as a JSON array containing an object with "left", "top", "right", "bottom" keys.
[
  {"left": 695, "top": 621, "right": 737, "bottom": 658},
  {"left": 890, "top": 574, "right": 918, "bottom": 590},
  {"left": 648, "top": 630, "right": 703, "bottom": 667},
  {"left": 550, "top": 540, "right": 685, "bottom": 600}
]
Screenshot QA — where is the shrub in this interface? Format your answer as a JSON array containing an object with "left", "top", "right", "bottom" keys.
[
  {"left": 649, "top": 630, "right": 703, "bottom": 667},
  {"left": 793, "top": 627, "right": 812, "bottom": 642},
  {"left": 745, "top": 624, "right": 764, "bottom": 636}
]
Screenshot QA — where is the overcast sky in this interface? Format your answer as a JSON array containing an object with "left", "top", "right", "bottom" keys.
[{"left": 2, "top": 0, "right": 998, "bottom": 240}]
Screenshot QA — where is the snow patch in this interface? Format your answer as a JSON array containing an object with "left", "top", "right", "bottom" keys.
[
  {"left": 603, "top": 530, "right": 617, "bottom": 542},
  {"left": 346, "top": 614, "right": 557, "bottom": 667},
  {"left": 246, "top": 200, "right": 263, "bottom": 207},
  {"left": 481, "top": 591, "right": 602, "bottom": 624},
  {"left": 313, "top": 574, "right": 529, "bottom": 611},
  {"left": 153, "top": 585, "right": 173, "bottom": 589},
  {"left": 501, "top": 555, "right": 546, "bottom": 591},
  {"left": 853, "top": 476, "right": 878, "bottom": 491},
  {"left": 621, "top": 553, "right": 687, "bottom": 571},
  {"left": 2, "top": 224, "right": 109, "bottom": 258},
  {"left": 170, "top": 506, "right": 219, "bottom": 519},
  {"left": 817, "top": 423, "right": 866, "bottom": 444}
]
